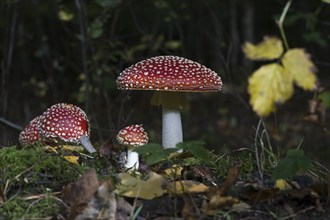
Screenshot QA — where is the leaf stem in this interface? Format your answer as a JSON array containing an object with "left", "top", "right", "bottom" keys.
[{"left": 277, "top": 0, "right": 293, "bottom": 50}]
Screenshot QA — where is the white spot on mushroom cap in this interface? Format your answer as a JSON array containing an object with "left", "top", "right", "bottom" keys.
[{"left": 116, "top": 55, "right": 223, "bottom": 92}]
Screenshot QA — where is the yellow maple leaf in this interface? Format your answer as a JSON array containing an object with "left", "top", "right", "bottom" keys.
[
  {"left": 243, "top": 36, "right": 284, "bottom": 60},
  {"left": 116, "top": 172, "right": 166, "bottom": 200},
  {"left": 282, "top": 49, "right": 317, "bottom": 91},
  {"left": 248, "top": 63, "right": 294, "bottom": 117}
]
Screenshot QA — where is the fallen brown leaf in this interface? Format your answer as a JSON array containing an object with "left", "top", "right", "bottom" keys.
[
  {"left": 207, "top": 166, "right": 239, "bottom": 198},
  {"left": 75, "top": 180, "right": 117, "bottom": 220},
  {"left": 62, "top": 169, "right": 100, "bottom": 218},
  {"left": 202, "top": 166, "right": 240, "bottom": 216},
  {"left": 239, "top": 183, "right": 279, "bottom": 203}
]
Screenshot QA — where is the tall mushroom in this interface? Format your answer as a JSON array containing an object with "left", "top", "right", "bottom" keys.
[
  {"left": 117, "top": 124, "right": 148, "bottom": 170},
  {"left": 39, "top": 103, "right": 96, "bottom": 153},
  {"left": 19, "top": 115, "right": 43, "bottom": 146},
  {"left": 116, "top": 56, "right": 222, "bottom": 150}
]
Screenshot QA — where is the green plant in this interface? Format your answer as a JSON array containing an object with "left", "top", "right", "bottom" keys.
[
  {"left": 134, "top": 140, "right": 210, "bottom": 166},
  {"left": 272, "top": 149, "right": 311, "bottom": 180}
]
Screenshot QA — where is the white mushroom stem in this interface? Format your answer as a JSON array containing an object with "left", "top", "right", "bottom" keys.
[
  {"left": 162, "top": 106, "right": 183, "bottom": 151},
  {"left": 125, "top": 149, "right": 139, "bottom": 169},
  {"left": 79, "top": 134, "right": 96, "bottom": 153}
]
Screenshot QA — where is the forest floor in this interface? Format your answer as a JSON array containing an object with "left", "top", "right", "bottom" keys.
[{"left": 0, "top": 142, "right": 329, "bottom": 220}]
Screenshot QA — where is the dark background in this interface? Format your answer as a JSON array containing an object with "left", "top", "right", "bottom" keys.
[{"left": 1, "top": 0, "right": 329, "bottom": 166}]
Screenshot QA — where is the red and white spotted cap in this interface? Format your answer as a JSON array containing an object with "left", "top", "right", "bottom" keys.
[
  {"left": 19, "top": 115, "right": 42, "bottom": 146},
  {"left": 116, "top": 55, "right": 222, "bottom": 92},
  {"left": 39, "top": 103, "right": 90, "bottom": 143},
  {"left": 117, "top": 124, "right": 148, "bottom": 147}
]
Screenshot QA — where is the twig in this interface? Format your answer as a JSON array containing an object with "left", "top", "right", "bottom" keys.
[
  {"left": 20, "top": 192, "right": 61, "bottom": 201},
  {"left": 277, "top": 0, "right": 293, "bottom": 50},
  {"left": 0, "top": 117, "right": 22, "bottom": 132}
]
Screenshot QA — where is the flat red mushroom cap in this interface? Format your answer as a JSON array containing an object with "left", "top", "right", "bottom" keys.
[
  {"left": 39, "top": 103, "right": 90, "bottom": 143},
  {"left": 117, "top": 124, "right": 148, "bottom": 147},
  {"left": 116, "top": 55, "right": 222, "bottom": 92},
  {"left": 19, "top": 115, "right": 42, "bottom": 146}
]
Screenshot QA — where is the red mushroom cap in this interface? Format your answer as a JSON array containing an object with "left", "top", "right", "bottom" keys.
[
  {"left": 116, "top": 55, "right": 222, "bottom": 92},
  {"left": 117, "top": 124, "right": 148, "bottom": 147},
  {"left": 39, "top": 103, "right": 90, "bottom": 143},
  {"left": 19, "top": 115, "right": 42, "bottom": 146}
]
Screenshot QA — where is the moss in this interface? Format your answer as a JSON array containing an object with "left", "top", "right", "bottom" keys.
[
  {"left": 0, "top": 146, "right": 85, "bottom": 193},
  {"left": 1, "top": 190, "right": 62, "bottom": 219},
  {"left": 0, "top": 145, "right": 112, "bottom": 219},
  {"left": 207, "top": 152, "right": 255, "bottom": 179}
]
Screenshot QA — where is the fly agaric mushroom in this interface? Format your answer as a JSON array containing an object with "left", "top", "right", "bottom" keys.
[
  {"left": 19, "top": 115, "right": 43, "bottom": 146},
  {"left": 116, "top": 56, "right": 222, "bottom": 150},
  {"left": 117, "top": 124, "right": 148, "bottom": 170},
  {"left": 39, "top": 103, "right": 96, "bottom": 153}
]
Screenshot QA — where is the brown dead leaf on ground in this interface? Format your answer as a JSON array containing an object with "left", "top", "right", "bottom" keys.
[
  {"left": 62, "top": 169, "right": 100, "bottom": 218},
  {"left": 203, "top": 166, "right": 241, "bottom": 216},
  {"left": 75, "top": 180, "right": 117, "bottom": 220},
  {"left": 239, "top": 183, "right": 280, "bottom": 203},
  {"left": 62, "top": 169, "right": 132, "bottom": 220}
]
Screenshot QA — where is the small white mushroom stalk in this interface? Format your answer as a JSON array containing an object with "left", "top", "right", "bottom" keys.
[
  {"left": 125, "top": 150, "right": 139, "bottom": 169},
  {"left": 117, "top": 124, "right": 148, "bottom": 170}
]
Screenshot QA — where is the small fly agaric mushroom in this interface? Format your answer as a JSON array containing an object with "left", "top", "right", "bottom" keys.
[
  {"left": 39, "top": 103, "right": 96, "bottom": 153},
  {"left": 117, "top": 124, "right": 148, "bottom": 170},
  {"left": 19, "top": 115, "right": 43, "bottom": 146},
  {"left": 116, "top": 56, "right": 222, "bottom": 150}
]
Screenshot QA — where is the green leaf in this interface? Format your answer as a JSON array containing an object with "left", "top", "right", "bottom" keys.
[
  {"left": 134, "top": 143, "right": 163, "bottom": 154},
  {"left": 89, "top": 19, "right": 103, "bottom": 39},
  {"left": 296, "top": 155, "right": 311, "bottom": 171},
  {"left": 272, "top": 149, "right": 311, "bottom": 180},
  {"left": 286, "top": 149, "right": 304, "bottom": 158},
  {"left": 176, "top": 140, "right": 206, "bottom": 149},
  {"left": 146, "top": 151, "right": 168, "bottom": 165},
  {"left": 146, "top": 148, "right": 177, "bottom": 165},
  {"left": 272, "top": 158, "right": 297, "bottom": 180},
  {"left": 322, "top": 0, "right": 330, "bottom": 4},
  {"left": 186, "top": 145, "right": 210, "bottom": 161},
  {"left": 318, "top": 91, "right": 330, "bottom": 109}
]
